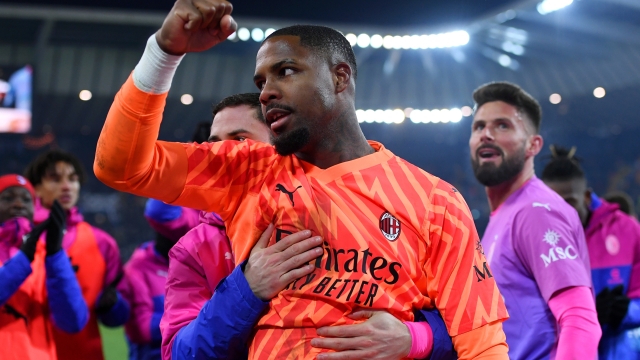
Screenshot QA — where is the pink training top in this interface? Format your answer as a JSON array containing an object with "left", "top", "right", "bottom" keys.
[
  {"left": 120, "top": 241, "right": 168, "bottom": 344},
  {"left": 586, "top": 200, "right": 640, "bottom": 297},
  {"left": 160, "top": 211, "right": 234, "bottom": 360},
  {"left": 482, "top": 177, "right": 592, "bottom": 360},
  {"left": 34, "top": 201, "right": 122, "bottom": 288}
]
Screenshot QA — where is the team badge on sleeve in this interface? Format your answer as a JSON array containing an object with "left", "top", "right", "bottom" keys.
[
  {"left": 540, "top": 229, "right": 578, "bottom": 267},
  {"left": 542, "top": 230, "right": 561, "bottom": 246},
  {"left": 379, "top": 211, "right": 401, "bottom": 241}
]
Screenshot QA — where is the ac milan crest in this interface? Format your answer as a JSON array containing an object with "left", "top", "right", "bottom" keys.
[{"left": 379, "top": 211, "right": 401, "bottom": 241}]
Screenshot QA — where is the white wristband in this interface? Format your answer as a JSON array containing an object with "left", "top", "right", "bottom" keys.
[{"left": 132, "top": 35, "right": 185, "bottom": 94}]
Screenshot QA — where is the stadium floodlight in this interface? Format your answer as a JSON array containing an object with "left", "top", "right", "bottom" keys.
[
  {"left": 401, "top": 35, "right": 412, "bottom": 50},
  {"left": 357, "top": 34, "right": 371, "bottom": 48},
  {"left": 593, "top": 87, "right": 606, "bottom": 98},
  {"left": 418, "top": 35, "right": 429, "bottom": 49},
  {"left": 383, "top": 35, "right": 395, "bottom": 49},
  {"left": 409, "top": 109, "right": 421, "bottom": 123},
  {"left": 79, "top": 90, "right": 92, "bottom": 101},
  {"left": 237, "top": 27, "right": 250, "bottom": 41},
  {"left": 356, "top": 109, "right": 365, "bottom": 123},
  {"left": 345, "top": 33, "right": 357, "bottom": 47},
  {"left": 365, "top": 109, "right": 375, "bottom": 123},
  {"left": 440, "top": 109, "right": 451, "bottom": 123},
  {"left": 498, "top": 54, "right": 512, "bottom": 67},
  {"left": 504, "top": 27, "right": 528, "bottom": 45},
  {"left": 392, "top": 109, "right": 405, "bottom": 124},
  {"left": 370, "top": 34, "right": 384, "bottom": 48},
  {"left": 180, "top": 94, "right": 194, "bottom": 105},
  {"left": 537, "top": 0, "right": 573, "bottom": 15},
  {"left": 374, "top": 109, "right": 385, "bottom": 123},
  {"left": 496, "top": 9, "right": 517, "bottom": 23},
  {"left": 429, "top": 109, "right": 441, "bottom": 123},
  {"left": 234, "top": 26, "right": 469, "bottom": 50},
  {"left": 410, "top": 35, "right": 421, "bottom": 50},
  {"left": 450, "top": 31, "right": 470, "bottom": 46},
  {"left": 502, "top": 41, "right": 525, "bottom": 56},
  {"left": 450, "top": 108, "right": 463, "bottom": 123},
  {"left": 421, "top": 110, "right": 431, "bottom": 123},
  {"left": 251, "top": 28, "right": 265, "bottom": 42},
  {"left": 358, "top": 107, "right": 468, "bottom": 124},
  {"left": 432, "top": 34, "right": 444, "bottom": 48},
  {"left": 383, "top": 109, "right": 394, "bottom": 123},
  {"left": 392, "top": 36, "right": 403, "bottom": 49}
]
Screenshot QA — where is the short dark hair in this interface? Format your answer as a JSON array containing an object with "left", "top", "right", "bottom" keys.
[
  {"left": 603, "top": 191, "right": 635, "bottom": 216},
  {"left": 212, "top": 93, "right": 264, "bottom": 124},
  {"left": 541, "top": 145, "right": 585, "bottom": 183},
  {"left": 264, "top": 25, "right": 358, "bottom": 80},
  {"left": 473, "top": 82, "right": 542, "bottom": 133},
  {"left": 24, "top": 149, "right": 86, "bottom": 186}
]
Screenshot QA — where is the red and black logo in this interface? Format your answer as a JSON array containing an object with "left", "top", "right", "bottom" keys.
[{"left": 379, "top": 211, "right": 401, "bottom": 241}]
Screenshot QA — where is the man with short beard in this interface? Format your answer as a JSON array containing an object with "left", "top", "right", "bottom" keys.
[
  {"left": 161, "top": 93, "right": 455, "bottom": 360},
  {"left": 94, "top": 0, "right": 510, "bottom": 358},
  {"left": 469, "top": 82, "right": 601, "bottom": 359}
]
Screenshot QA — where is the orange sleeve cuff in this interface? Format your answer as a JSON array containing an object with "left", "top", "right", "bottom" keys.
[
  {"left": 451, "top": 320, "right": 509, "bottom": 360},
  {"left": 94, "top": 74, "right": 188, "bottom": 203}
]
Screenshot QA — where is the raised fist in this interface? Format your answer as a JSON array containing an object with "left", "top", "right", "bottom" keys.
[{"left": 156, "top": 0, "right": 237, "bottom": 55}]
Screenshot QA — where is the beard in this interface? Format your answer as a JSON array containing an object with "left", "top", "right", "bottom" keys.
[
  {"left": 273, "top": 126, "right": 311, "bottom": 156},
  {"left": 471, "top": 145, "right": 526, "bottom": 187}
]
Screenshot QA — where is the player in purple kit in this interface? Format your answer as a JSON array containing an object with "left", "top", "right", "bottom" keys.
[
  {"left": 469, "top": 82, "right": 601, "bottom": 359},
  {"left": 542, "top": 145, "right": 640, "bottom": 359},
  {"left": 119, "top": 205, "right": 197, "bottom": 360}
]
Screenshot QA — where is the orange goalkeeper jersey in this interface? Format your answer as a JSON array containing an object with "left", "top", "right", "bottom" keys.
[{"left": 95, "top": 76, "right": 509, "bottom": 359}]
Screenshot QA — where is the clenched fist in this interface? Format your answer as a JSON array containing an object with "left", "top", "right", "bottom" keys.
[{"left": 156, "top": 0, "right": 237, "bottom": 55}]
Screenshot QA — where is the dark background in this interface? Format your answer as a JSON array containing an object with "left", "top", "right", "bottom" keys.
[{"left": 0, "top": 0, "right": 638, "bottom": 260}]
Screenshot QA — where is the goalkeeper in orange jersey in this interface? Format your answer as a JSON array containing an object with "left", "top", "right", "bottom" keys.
[{"left": 94, "top": 0, "right": 509, "bottom": 358}]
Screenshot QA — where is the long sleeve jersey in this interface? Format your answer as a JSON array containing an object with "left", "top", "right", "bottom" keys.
[
  {"left": 95, "top": 66, "right": 509, "bottom": 358},
  {"left": 162, "top": 212, "right": 457, "bottom": 360},
  {"left": 121, "top": 241, "right": 169, "bottom": 360}
]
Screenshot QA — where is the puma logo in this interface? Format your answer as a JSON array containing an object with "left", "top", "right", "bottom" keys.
[
  {"left": 275, "top": 184, "right": 302, "bottom": 206},
  {"left": 533, "top": 202, "right": 551, "bottom": 211},
  {"left": 3, "top": 304, "right": 27, "bottom": 325}
]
